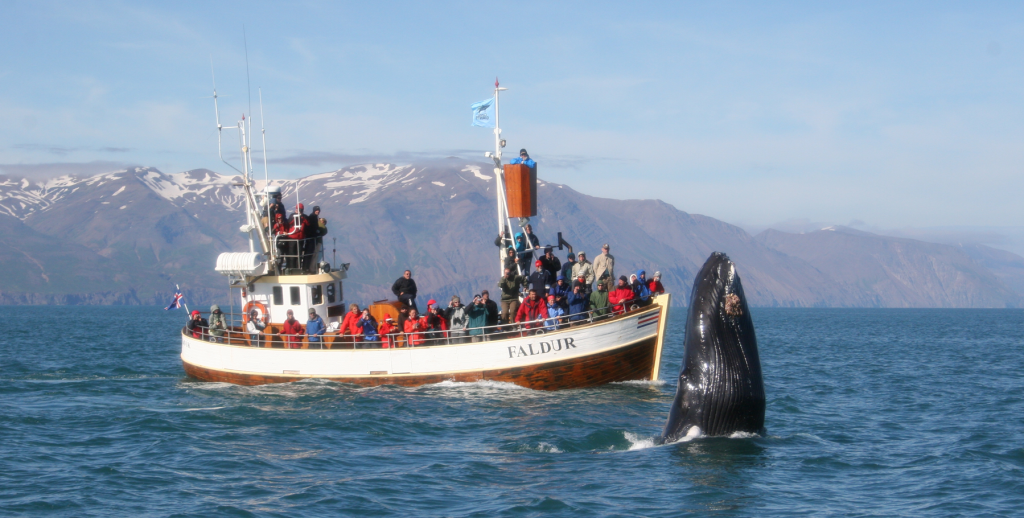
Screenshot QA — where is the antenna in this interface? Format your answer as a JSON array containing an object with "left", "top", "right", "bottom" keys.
[
  {"left": 259, "top": 88, "right": 270, "bottom": 220},
  {"left": 211, "top": 58, "right": 242, "bottom": 174},
  {"left": 244, "top": 25, "right": 253, "bottom": 181}
]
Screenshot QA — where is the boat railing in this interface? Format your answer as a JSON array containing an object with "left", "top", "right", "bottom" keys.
[
  {"left": 182, "top": 299, "right": 657, "bottom": 349},
  {"left": 270, "top": 235, "right": 324, "bottom": 274}
]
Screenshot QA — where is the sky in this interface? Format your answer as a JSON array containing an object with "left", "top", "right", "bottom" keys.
[{"left": 1, "top": 1, "right": 1023, "bottom": 235}]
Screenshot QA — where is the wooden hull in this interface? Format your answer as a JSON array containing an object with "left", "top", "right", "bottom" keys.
[{"left": 181, "top": 294, "right": 671, "bottom": 391}]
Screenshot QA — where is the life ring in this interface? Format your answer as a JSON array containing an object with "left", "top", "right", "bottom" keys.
[{"left": 243, "top": 301, "right": 268, "bottom": 324}]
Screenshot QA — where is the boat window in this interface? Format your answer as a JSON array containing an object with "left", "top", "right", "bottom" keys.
[
  {"left": 311, "top": 285, "right": 323, "bottom": 305},
  {"left": 326, "top": 282, "right": 336, "bottom": 303},
  {"left": 290, "top": 286, "right": 301, "bottom": 306},
  {"left": 272, "top": 286, "right": 283, "bottom": 306}
]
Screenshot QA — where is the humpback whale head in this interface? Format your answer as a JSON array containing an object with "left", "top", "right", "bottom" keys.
[{"left": 661, "top": 252, "right": 765, "bottom": 443}]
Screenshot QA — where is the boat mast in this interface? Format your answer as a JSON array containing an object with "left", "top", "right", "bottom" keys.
[{"left": 488, "top": 78, "right": 517, "bottom": 277}]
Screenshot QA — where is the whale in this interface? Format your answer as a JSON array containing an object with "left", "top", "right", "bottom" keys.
[{"left": 661, "top": 252, "right": 765, "bottom": 443}]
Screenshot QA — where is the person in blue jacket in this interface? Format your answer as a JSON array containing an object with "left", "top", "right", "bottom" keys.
[
  {"left": 356, "top": 309, "right": 380, "bottom": 348},
  {"left": 544, "top": 295, "right": 565, "bottom": 331},
  {"left": 510, "top": 148, "right": 537, "bottom": 171},
  {"left": 632, "top": 270, "right": 653, "bottom": 307},
  {"left": 567, "top": 284, "right": 588, "bottom": 322},
  {"left": 548, "top": 275, "right": 571, "bottom": 310},
  {"left": 514, "top": 232, "right": 533, "bottom": 275},
  {"left": 306, "top": 308, "right": 327, "bottom": 349}
]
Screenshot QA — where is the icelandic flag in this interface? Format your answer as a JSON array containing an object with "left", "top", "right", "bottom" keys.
[
  {"left": 165, "top": 290, "right": 184, "bottom": 310},
  {"left": 471, "top": 97, "right": 495, "bottom": 128}
]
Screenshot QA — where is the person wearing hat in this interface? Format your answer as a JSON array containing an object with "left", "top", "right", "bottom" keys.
[
  {"left": 187, "top": 310, "right": 208, "bottom": 340},
  {"left": 509, "top": 148, "right": 537, "bottom": 172},
  {"left": 589, "top": 280, "right": 610, "bottom": 318},
  {"left": 284, "top": 203, "right": 308, "bottom": 271},
  {"left": 306, "top": 308, "right": 326, "bottom": 349},
  {"left": 208, "top": 304, "right": 227, "bottom": 343},
  {"left": 560, "top": 251, "right": 576, "bottom": 281},
  {"left": 466, "top": 294, "right": 489, "bottom": 341},
  {"left": 567, "top": 282, "right": 589, "bottom": 323},
  {"left": 544, "top": 294, "right": 566, "bottom": 331},
  {"left": 378, "top": 315, "right": 400, "bottom": 348},
  {"left": 649, "top": 271, "right": 665, "bottom": 295},
  {"left": 539, "top": 247, "right": 561, "bottom": 282},
  {"left": 245, "top": 307, "right": 268, "bottom": 348},
  {"left": 513, "top": 232, "right": 532, "bottom": 275},
  {"left": 548, "top": 274, "right": 571, "bottom": 310},
  {"left": 571, "top": 251, "right": 595, "bottom": 290},
  {"left": 593, "top": 244, "right": 615, "bottom": 285},
  {"left": 264, "top": 186, "right": 287, "bottom": 227},
  {"left": 304, "top": 205, "right": 326, "bottom": 272},
  {"left": 426, "top": 302, "right": 448, "bottom": 345},
  {"left": 608, "top": 275, "right": 636, "bottom": 314},
  {"left": 528, "top": 259, "right": 551, "bottom": 293},
  {"left": 282, "top": 309, "right": 304, "bottom": 349},
  {"left": 498, "top": 268, "right": 528, "bottom": 327},
  {"left": 444, "top": 295, "right": 469, "bottom": 344},
  {"left": 571, "top": 273, "right": 592, "bottom": 297}
]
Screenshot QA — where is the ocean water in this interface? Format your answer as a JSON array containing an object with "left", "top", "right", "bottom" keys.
[{"left": 1, "top": 306, "right": 1022, "bottom": 517}]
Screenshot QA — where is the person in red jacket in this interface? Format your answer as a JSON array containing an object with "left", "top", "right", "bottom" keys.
[
  {"left": 379, "top": 315, "right": 400, "bottom": 349},
  {"left": 515, "top": 289, "right": 548, "bottom": 333},
  {"left": 608, "top": 276, "right": 636, "bottom": 315},
  {"left": 340, "top": 303, "right": 362, "bottom": 346},
  {"left": 403, "top": 308, "right": 427, "bottom": 347},
  {"left": 281, "top": 309, "right": 305, "bottom": 348},
  {"left": 648, "top": 271, "right": 665, "bottom": 295}
]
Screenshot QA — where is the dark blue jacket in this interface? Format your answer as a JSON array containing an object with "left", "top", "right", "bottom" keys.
[
  {"left": 357, "top": 316, "right": 379, "bottom": 341},
  {"left": 549, "top": 281, "right": 570, "bottom": 307},
  {"left": 632, "top": 270, "right": 652, "bottom": 301},
  {"left": 567, "top": 291, "right": 588, "bottom": 321}
]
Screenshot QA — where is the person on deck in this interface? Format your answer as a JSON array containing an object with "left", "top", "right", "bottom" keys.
[
  {"left": 426, "top": 303, "right": 448, "bottom": 345},
  {"left": 282, "top": 309, "right": 304, "bottom": 349},
  {"left": 289, "top": 204, "right": 308, "bottom": 271},
  {"left": 403, "top": 308, "right": 426, "bottom": 347},
  {"left": 503, "top": 246, "right": 520, "bottom": 274},
  {"left": 571, "top": 274, "right": 591, "bottom": 297},
  {"left": 567, "top": 284, "right": 588, "bottom": 323},
  {"left": 208, "top": 305, "right": 226, "bottom": 343},
  {"left": 593, "top": 244, "right": 615, "bottom": 286},
  {"left": 561, "top": 252, "right": 576, "bottom": 282},
  {"left": 544, "top": 295, "right": 566, "bottom": 331},
  {"left": 271, "top": 212, "right": 291, "bottom": 274},
  {"left": 306, "top": 308, "right": 326, "bottom": 349},
  {"left": 528, "top": 260, "right": 551, "bottom": 293},
  {"left": 445, "top": 296, "right": 469, "bottom": 344},
  {"left": 589, "top": 281, "right": 610, "bottom": 318},
  {"left": 649, "top": 271, "right": 665, "bottom": 295},
  {"left": 392, "top": 270, "right": 419, "bottom": 312},
  {"left": 572, "top": 251, "right": 595, "bottom": 292},
  {"left": 509, "top": 148, "right": 537, "bottom": 171},
  {"left": 523, "top": 223, "right": 540, "bottom": 251},
  {"left": 466, "top": 295, "right": 489, "bottom": 341},
  {"left": 187, "top": 310, "right": 208, "bottom": 340},
  {"left": 609, "top": 276, "right": 636, "bottom": 314},
  {"left": 632, "top": 270, "right": 653, "bottom": 307},
  {"left": 245, "top": 308, "right": 267, "bottom": 348},
  {"left": 481, "top": 290, "right": 500, "bottom": 331},
  {"left": 379, "top": 316, "right": 399, "bottom": 348},
  {"left": 265, "top": 187, "right": 287, "bottom": 227},
  {"left": 356, "top": 309, "right": 379, "bottom": 347},
  {"left": 498, "top": 268, "right": 528, "bottom": 326},
  {"left": 494, "top": 228, "right": 514, "bottom": 251},
  {"left": 304, "top": 205, "right": 326, "bottom": 272},
  {"left": 539, "top": 247, "right": 561, "bottom": 282},
  {"left": 515, "top": 289, "right": 548, "bottom": 332},
  {"left": 341, "top": 304, "right": 362, "bottom": 346},
  {"left": 514, "top": 233, "right": 532, "bottom": 275},
  {"left": 548, "top": 275, "right": 570, "bottom": 310}
]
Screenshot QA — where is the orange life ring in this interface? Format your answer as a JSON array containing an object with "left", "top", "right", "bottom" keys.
[{"left": 243, "top": 301, "right": 268, "bottom": 324}]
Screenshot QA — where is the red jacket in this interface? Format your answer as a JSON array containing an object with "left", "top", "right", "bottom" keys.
[
  {"left": 281, "top": 318, "right": 305, "bottom": 348},
  {"left": 341, "top": 310, "right": 362, "bottom": 336},
  {"left": 379, "top": 321, "right": 399, "bottom": 348},
  {"left": 648, "top": 279, "right": 665, "bottom": 295},
  {"left": 608, "top": 287, "right": 635, "bottom": 313},
  {"left": 403, "top": 316, "right": 427, "bottom": 346},
  {"left": 515, "top": 298, "right": 548, "bottom": 328}
]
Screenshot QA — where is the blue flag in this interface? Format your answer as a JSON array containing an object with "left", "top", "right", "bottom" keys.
[
  {"left": 165, "top": 290, "right": 183, "bottom": 310},
  {"left": 471, "top": 97, "right": 495, "bottom": 128}
]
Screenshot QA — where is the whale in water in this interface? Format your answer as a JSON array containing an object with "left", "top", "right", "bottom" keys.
[{"left": 661, "top": 252, "right": 766, "bottom": 443}]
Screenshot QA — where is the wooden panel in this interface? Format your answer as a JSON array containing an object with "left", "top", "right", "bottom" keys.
[
  {"left": 182, "top": 336, "right": 658, "bottom": 391},
  {"left": 369, "top": 300, "right": 404, "bottom": 323},
  {"left": 504, "top": 164, "right": 537, "bottom": 218}
]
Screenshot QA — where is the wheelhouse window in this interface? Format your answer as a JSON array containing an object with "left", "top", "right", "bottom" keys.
[
  {"left": 290, "top": 286, "right": 301, "bottom": 306},
  {"left": 272, "top": 286, "right": 283, "bottom": 306},
  {"left": 326, "top": 282, "right": 336, "bottom": 303},
  {"left": 311, "top": 285, "right": 323, "bottom": 305}
]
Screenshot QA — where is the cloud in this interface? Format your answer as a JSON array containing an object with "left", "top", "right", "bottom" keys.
[
  {"left": 268, "top": 149, "right": 632, "bottom": 171},
  {"left": 0, "top": 160, "right": 137, "bottom": 179}
]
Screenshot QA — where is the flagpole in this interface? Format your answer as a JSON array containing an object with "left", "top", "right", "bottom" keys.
[{"left": 177, "top": 284, "right": 191, "bottom": 317}]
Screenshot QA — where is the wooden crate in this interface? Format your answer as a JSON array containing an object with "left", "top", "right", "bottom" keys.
[{"left": 504, "top": 164, "right": 537, "bottom": 218}]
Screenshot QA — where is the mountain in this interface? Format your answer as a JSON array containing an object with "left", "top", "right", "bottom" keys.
[
  {"left": 1, "top": 161, "right": 1021, "bottom": 308},
  {"left": 755, "top": 226, "right": 1021, "bottom": 308}
]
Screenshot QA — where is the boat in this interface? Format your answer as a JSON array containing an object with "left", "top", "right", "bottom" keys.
[{"left": 180, "top": 81, "right": 671, "bottom": 389}]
